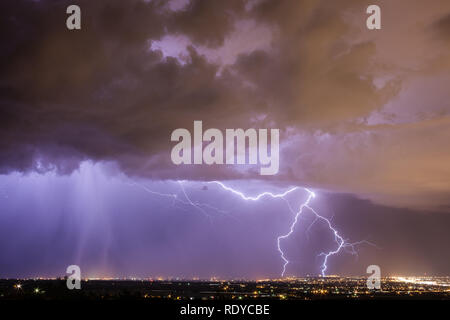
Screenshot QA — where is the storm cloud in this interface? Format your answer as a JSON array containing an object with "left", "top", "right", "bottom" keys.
[{"left": 1, "top": 0, "right": 450, "bottom": 210}]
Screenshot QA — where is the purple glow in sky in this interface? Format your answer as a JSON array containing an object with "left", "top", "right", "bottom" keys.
[
  {"left": 1, "top": 162, "right": 449, "bottom": 279},
  {"left": 1, "top": 0, "right": 450, "bottom": 279},
  {"left": 2, "top": 162, "right": 353, "bottom": 278}
]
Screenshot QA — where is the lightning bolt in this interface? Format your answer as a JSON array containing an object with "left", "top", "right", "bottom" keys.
[
  {"left": 210, "top": 181, "right": 375, "bottom": 277},
  {"left": 129, "top": 179, "right": 374, "bottom": 277},
  {"left": 128, "top": 181, "right": 230, "bottom": 220}
]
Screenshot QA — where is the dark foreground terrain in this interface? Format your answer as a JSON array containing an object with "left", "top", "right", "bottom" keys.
[{"left": 1, "top": 277, "right": 449, "bottom": 301}]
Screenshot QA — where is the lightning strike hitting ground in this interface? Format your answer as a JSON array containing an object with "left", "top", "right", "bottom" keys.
[
  {"left": 210, "top": 181, "right": 374, "bottom": 277},
  {"left": 130, "top": 179, "right": 374, "bottom": 277}
]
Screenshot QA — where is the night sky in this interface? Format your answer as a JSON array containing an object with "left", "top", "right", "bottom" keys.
[{"left": 1, "top": 0, "right": 450, "bottom": 279}]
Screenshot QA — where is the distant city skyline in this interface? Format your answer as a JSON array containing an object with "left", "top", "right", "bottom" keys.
[
  {"left": 2, "top": 276, "right": 450, "bottom": 301},
  {"left": 1, "top": 1, "right": 450, "bottom": 280}
]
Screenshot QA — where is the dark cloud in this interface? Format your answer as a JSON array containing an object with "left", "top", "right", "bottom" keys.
[
  {"left": 0, "top": 0, "right": 252, "bottom": 176},
  {"left": 169, "top": 0, "right": 247, "bottom": 47},
  {"left": 1, "top": 0, "right": 450, "bottom": 210},
  {"left": 434, "top": 13, "right": 450, "bottom": 38}
]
